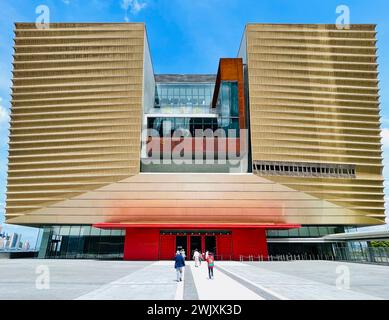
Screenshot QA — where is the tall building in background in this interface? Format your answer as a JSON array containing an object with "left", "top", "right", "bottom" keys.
[
  {"left": 5, "top": 23, "right": 385, "bottom": 260},
  {"left": 9, "top": 233, "right": 20, "bottom": 249}
]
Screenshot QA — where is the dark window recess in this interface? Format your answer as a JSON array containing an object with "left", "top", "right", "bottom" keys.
[{"left": 252, "top": 161, "right": 356, "bottom": 178}]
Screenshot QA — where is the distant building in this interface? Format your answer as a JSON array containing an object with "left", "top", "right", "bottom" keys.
[
  {"left": 9, "top": 233, "right": 20, "bottom": 249},
  {"left": 22, "top": 240, "right": 30, "bottom": 251}
]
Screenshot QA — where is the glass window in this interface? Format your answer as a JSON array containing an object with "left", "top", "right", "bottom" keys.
[
  {"left": 230, "top": 82, "right": 239, "bottom": 117},
  {"left": 59, "top": 226, "right": 70, "bottom": 236},
  {"left": 192, "top": 87, "right": 199, "bottom": 95},
  {"left": 278, "top": 230, "right": 289, "bottom": 237},
  {"left": 205, "top": 95, "right": 211, "bottom": 106},
  {"left": 309, "top": 226, "right": 319, "bottom": 237},
  {"left": 298, "top": 227, "right": 310, "bottom": 237},
  {"left": 319, "top": 227, "right": 329, "bottom": 236},
  {"left": 327, "top": 226, "right": 337, "bottom": 234},
  {"left": 90, "top": 227, "right": 101, "bottom": 236},
  {"left": 267, "top": 230, "right": 278, "bottom": 237},
  {"left": 288, "top": 228, "right": 299, "bottom": 237},
  {"left": 80, "top": 226, "right": 91, "bottom": 237},
  {"left": 69, "top": 226, "right": 81, "bottom": 236},
  {"left": 53, "top": 226, "right": 61, "bottom": 235},
  {"left": 111, "top": 229, "right": 123, "bottom": 236},
  {"left": 100, "top": 229, "right": 111, "bottom": 236}
]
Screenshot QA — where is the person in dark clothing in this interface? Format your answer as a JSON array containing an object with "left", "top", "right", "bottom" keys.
[{"left": 174, "top": 251, "right": 185, "bottom": 282}]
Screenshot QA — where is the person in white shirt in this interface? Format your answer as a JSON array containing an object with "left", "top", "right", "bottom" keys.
[{"left": 193, "top": 249, "right": 200, "bottom": 267}]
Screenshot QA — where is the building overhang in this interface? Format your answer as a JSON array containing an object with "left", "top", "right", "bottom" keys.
[
  {"left": 93, "top": 223, "right": 301, "bottom": 230},
  {"left": 267, "top": 237, "right": 335, "bottom": 244},
  {"left": 323, "top": 230, "right": 389, "bottom": 241}
]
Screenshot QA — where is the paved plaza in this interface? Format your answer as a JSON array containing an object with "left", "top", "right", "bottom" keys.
[{"left": 0, "top": 259, "right": 388, "bottom": 300}]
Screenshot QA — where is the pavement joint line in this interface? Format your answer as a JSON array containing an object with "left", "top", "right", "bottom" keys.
[
  {"left": 183, "top": 265, "right": 199, "bottom": 300},
  {"left": 74, "top": 261, "right": 175, "bottom": 300},
  {"left": 189, "top": 261, "right": 262, "bottom": 300},
  {"left": 238, "top": 262, "right": 383, "bottom": 300},
  {"left": 216, "top": 264, "right": 288, "bottom": 300},
  {"left": 174, "top": 268, "right": 184, "bottom": 300}
]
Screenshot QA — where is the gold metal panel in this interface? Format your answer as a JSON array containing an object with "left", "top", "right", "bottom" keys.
[
  {"left": 245, "top": 24, "right": 385, "bottom": 224},
  {"left": 6, "top": 23, "right": 145, "bottom": 222},
  {"left": 6, "top": 173, "right": 382, "bottom": 226}
]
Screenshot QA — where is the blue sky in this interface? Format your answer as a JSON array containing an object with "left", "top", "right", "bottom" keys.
[{"left": 0, "top": 0, "right": 388, "bottom": 243}]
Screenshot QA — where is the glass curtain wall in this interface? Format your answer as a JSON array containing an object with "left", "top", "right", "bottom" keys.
[
  {"left": 39, "top": 225, "right": 125, "bottom": 259},
  {"left": 215, "top": 81, "right": 239, "bottom": 136},
  {"left": 154, "top": 83, "right": 215, "bottom": 114},
  {"left": 266, "top": 226, "right": 345, "bottom": 238},
  {"left": 147, "top": 117, "right": 219, "bottom": 136}
]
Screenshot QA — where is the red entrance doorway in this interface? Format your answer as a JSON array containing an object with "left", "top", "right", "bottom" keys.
[
  {"left": 159, "top": 231, "right": 231, "bottom": 260},
  {"left": 190, "top": 235, "right": 202, "bottom": 256},
  {"left": 92, "top": 223, "right": 301, "bottom": 261}
]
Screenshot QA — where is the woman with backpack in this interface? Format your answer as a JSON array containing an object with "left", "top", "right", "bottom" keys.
[{"left": 206, "top": 252, "right": 215, "bottom": 279}]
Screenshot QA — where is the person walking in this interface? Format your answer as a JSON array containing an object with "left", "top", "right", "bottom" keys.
[
  {"left": 193, "top": 249, "right": 200, "bottom": 267},
  {"left": 174, "top": 250, "right": 185, "bottom": 282},
  {"left": 200, "top": 252, "right": 205, "bottom": 265},
  {"left": 206, "top": 252, "right": 215, "bottom": 279},
  {"left": 180, "top": 249, "right": 186, "bottom": 260}
]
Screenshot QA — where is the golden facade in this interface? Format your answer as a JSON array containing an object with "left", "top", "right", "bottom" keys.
[
  {"left": 242, "top": 24, "right": 384, "bottom": 225},
  {"left": 5, "top": 23, "right": 385, "bottom": 227},
  {"left": 6, "top": 23, "right": 145, "bottom": 223}
]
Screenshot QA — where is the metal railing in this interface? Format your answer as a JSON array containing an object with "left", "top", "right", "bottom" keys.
[
  {"left": 239, "top": 253, "right": 336, "bottom": 262},
  {"left": 332, "top": 245, "right": 389, "bottom": 265},
  {"left": 214, "top": 255, "right": 232, "bottom": 261},
  {"left": 238, "top": 246, "right": 389, "bottom": 266}
]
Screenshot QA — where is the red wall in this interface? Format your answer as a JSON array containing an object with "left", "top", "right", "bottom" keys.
[
  {"left": 159, "top": 235, "right": 176, "bottom": 260},
  {"left": 124, "top": 228, "right": 160, "bottom": 260},
  {"left": 232, "top": 229, "right": 268, "bottom": 260},
  {"left": 217, "top": 234, "right": 232, "bottom": 259},
  {"left": 123, "top": 228, "right": 268, "bottom": 261}
]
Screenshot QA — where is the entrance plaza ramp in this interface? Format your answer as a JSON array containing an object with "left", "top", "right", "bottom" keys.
[
  {"left": 0, "top": 259, "right": 387, "bottom": 300},
  {"left": 76, "top": 261, "right": 263, "bottom": 300},
  {"left": 75, "top": 260, "right": 385, "bottom": 300}
]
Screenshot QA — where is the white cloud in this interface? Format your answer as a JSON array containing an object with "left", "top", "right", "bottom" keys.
[
  {"left": 0, "top": 98, "right": 10, "bottom": 124},
  {"left": 62, "top": 0, "right": 71, "bottom": 4},
  {"left": 121, "top": 0, "right": 147, "bottom": 17},
  {"left": 381, "top": 128, "right": 389, "bottom": 149}
]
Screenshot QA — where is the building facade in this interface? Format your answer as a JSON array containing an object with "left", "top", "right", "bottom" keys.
[{"left": 5, "top": 23, "right": 385, "bottom": 260}]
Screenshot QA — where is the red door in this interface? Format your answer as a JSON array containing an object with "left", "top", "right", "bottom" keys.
[
  {"left": 159, "top": 235, "right": 176, "bottom": 260},
  {"left": 216, "top": 234, "right": 232, "bottom": 260}
]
